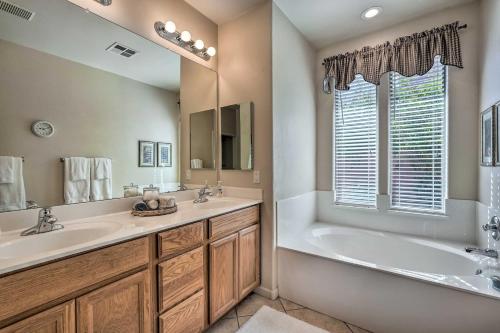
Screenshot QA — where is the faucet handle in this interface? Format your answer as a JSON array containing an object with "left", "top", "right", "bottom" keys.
[{"left": 483, "top": 216, "right": 500, "bottom": 231}]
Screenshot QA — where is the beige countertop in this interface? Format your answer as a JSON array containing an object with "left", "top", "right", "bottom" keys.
[{"left": 0, "top": 196, "right": 262, "bottom": 276}]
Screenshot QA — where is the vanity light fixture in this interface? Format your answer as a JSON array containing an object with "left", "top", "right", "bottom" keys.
[
  {"left": 154, "top": 20, "right": 216, "bottom": 61},
  {"left": 361, "top": 6, "right": 382, "bottom": 20}
]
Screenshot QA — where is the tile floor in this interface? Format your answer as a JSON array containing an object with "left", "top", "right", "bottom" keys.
[{"left": 206, "top": 293, "right": 372, "bottom": 333}]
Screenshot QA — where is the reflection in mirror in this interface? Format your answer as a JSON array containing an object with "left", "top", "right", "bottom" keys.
[
  {"left": 221, "top": 103, "right": 254, "bottom": 170},
  {"left": 190, "top": 110, "right": 216, "bottom": 170},
  {"left": 0, "top": 0, "right": 217, "bottom": 212}
]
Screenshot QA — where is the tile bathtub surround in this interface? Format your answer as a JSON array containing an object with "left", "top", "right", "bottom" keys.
[{"left": 206, "top": 293, "right": 372, "bottom": 333}]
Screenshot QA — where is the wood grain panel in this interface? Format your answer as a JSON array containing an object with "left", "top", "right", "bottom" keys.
[
  {"left": 0, "top": 301, "right": 75, "bottom": 333},
  {"left": 158, "top": 247, "right": 204, "bottom": 313},
  {"left": 77, "top": 270, "right": 151, "bottom": 333},
  {"left": 238, "top": 225, "right": 260, "bottom": 300},
  {"left": 158, "top": 290, "right": 204, "bottom": 333},
  {"left": 209, "top": 206, "right": 259, "bottom": 240},
  {"left": 158, "top": 222, "right": 204, "bottom": 259},
  {"left": 209, "top": 233, "right": 238, "bottom": 323},
  {"left": 0, "top": 237, "right": 149, "bottom": 324}
]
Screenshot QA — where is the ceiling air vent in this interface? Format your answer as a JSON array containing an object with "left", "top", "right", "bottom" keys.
[
  {"left": 106, "top": 42, "right": 138, "bottom": 58},
  {"left": 0, "top": 0, "right": 35, "bottom": 21}
]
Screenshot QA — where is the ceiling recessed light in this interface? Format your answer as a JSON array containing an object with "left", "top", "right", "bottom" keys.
[{"left": 361, "top": 7, "right": 382, "bottom": 20}]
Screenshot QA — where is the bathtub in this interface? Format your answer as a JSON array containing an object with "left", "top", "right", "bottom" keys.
[{"left": 277, "top": 192, "right": 500, "bottom": 333}]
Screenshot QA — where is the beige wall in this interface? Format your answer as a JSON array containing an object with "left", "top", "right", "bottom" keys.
[
  {"left": 478, "top": 0, "right": 500, "bottom": 207},
  {"left": 180, "top": 58, "right": 218, "bottom": 185},
  {"left": 316, "top": 2, "right": 480, "bottom": 201},
  {"left": 67, "top": 0, "right": 218, "bottom": 71},
  {"left": 272, "top": 4, "right": 316, "bottom": 201},
  {"left": 0, "top": 39, "right": 179, "bottom": 207},
  {"left": 218, "top": 1, "right": 275, "bottom": 294}
]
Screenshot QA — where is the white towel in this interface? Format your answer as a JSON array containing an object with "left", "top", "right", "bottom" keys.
[
  {"left": 0, "top": 156, "right": 14, "bottom": 183},
  {"left": 69, "top": 157, "right": 89, "bottom": 181},
  {"left": 64, "top": 157, "right": 90, "bottom": 204},
  {"left": 93, "top": 157, "right": 111, "bottom": 180},
  {"left": 90, "top": 158, "right": 112, "bottom": 201},
  {"left": 0, "top": 157, "right": 26, "bottom": 212}
]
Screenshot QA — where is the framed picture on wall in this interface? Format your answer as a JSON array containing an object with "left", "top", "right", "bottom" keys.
[
  {"left": 481, "top": 106, "right": 495, "bottom": 166},
  {"left": 157, "top": 142, "right": 172, "bottom": 167},
  {"left": 139, "top": 141, "right": 155, "bottom": 167}
]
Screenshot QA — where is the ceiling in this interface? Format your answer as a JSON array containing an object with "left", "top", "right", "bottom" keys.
[
  {"left": 0, "top": 0, "right": 180, "bottom": 91},
  {"left": 274, "top": 0, "right": 476, "bottom": 49},
  {"left": 184, "top": 0, "right": 266, "bottom": 25}
]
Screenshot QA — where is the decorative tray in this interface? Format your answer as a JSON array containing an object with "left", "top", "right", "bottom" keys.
[{"left": 131, "top": 205, "right": 177, "bottom": 217}]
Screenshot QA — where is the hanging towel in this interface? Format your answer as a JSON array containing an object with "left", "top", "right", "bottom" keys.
[
  {"left": 94, "top": 157, "right": 111, "bottom": 180},
  {"left": 0, "top": 156, "right": 14, "bottom": 183},
  {"left": 90, "top": 158, "right": 112, "bottom": 201},
  {"left": 0, "top": 157, "right": 26, "bottom": 212},
  {"left": 70, "top": 157, "right": 89, "bottom": 181},
  {"left": 64, "top": 157, "right": 90, "bottom": 204}
]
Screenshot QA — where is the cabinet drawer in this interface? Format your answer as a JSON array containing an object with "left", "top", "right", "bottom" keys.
[
  {"left": 159, "top": 289, "right": 205, "bottom": 333},
  {"left": 158, "top": 247, "right": 205, "bottom": 312},
  {"left": 0, "top": 237, "right": 149, "bottom": 324},
  {"left": 158, "top": 222, "right": 205, "bottom": 259},
  {"left": 209, "top": 206, "right": 259, "bottom": 240}
]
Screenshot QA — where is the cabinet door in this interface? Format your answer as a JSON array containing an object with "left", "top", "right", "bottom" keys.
[
  {"left": 209, "top": 233, "right": 238, "bottom": 323},
  {"left": 238, "top": 225, "right": 260, "bottom": 300},
  {"left": 76, "top": 270, "right": 151, "bottom": 333},
  {"left": 0, "top": 301, "right": 75, "bottom": 333}
]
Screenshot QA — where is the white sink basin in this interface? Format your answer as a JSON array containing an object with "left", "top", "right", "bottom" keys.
[
  {"left": 0, "top": 222, "right": 123, "bottom": 260},
  {"left": 194, "top": 199, "right": 238, "bottom": 210}
]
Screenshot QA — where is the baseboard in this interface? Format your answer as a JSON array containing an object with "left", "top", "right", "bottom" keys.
[{"left": 254, "top": 286, "right": 279, "bottom": 300}]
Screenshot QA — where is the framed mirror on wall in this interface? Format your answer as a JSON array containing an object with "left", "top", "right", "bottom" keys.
[
  {"left": 0, "top": 0, "right": 218, "bottom": 213},
  {"left": 190, "top": 109, "right": 216, "bottom": 170},
  {"left": 220, "top": 102, "right": 254, "bottom": 171}
]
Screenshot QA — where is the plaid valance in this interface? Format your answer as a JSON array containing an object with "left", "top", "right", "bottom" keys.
[{"left": 322, "top": 21, "right": 464, "bottom": 93}]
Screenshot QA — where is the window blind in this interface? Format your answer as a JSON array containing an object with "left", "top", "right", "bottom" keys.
[
  {"left": 334, "top": 75, "right": 377, "bottom": 206},
  {"left": 389, "top": 59, "right": 447, "bottom": 212}
]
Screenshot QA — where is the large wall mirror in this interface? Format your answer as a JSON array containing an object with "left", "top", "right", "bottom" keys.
[
  {"left": 0, "top": 0, "right": 217, "bottom": 212},
  {"left": 221, "top": 102, "right": 254, "bottom": 170}
]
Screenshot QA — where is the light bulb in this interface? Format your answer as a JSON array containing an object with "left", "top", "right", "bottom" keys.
[
  {"left": 165, "top": 20, "right": 176, "bottom": 33},
  {"left": 361, "top": 7, "right": 382, "bottom": 20},
  {"left": 194, "top": 39, "right": 205, "bottom": 50},
  {"left": 206, "top": 46, "right": 216, "bottom": 57},
  {"left": 180, "top": 30, "right": 191, "bottom": 42}
]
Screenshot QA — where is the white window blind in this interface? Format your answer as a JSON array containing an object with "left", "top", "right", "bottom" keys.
[
  {"left": 334, "top": 75, "right": 377, "bottom": 207},
  {"left": 389, "top": 58, "right": 447, "bottom": 212}
]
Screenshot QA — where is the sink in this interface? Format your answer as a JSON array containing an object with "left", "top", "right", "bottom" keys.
[
  {"left": 0, "top": 222, "right": 123, "bottom": 260},
  {"left": 194, "top": 199, "right": 238, "bottom": 210}
]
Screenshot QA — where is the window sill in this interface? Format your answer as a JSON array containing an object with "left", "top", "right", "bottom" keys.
[{"left": 386, "top": 208, "right": 448, "bottom": 219}]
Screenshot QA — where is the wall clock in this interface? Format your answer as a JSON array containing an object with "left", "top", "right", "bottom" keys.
[{"left": 31, "top": 120, "right": 55, "bottom": 138}]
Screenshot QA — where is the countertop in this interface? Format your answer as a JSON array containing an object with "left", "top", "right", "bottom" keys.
[{"left": 0, "top": 196, "right": 262, "bottom": 276}]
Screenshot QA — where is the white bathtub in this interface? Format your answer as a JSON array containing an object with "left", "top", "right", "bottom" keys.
[{"left": 277, "top": 192, "right": 500, "bottom": 333}]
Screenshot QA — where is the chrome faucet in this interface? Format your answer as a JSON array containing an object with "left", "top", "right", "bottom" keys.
[
  {"left": 20, "top": 208, "right": 64, "bottom": 236},
  {"left": 194, "top": 184, "right": 212, "bottom": 203},
  {"left": 483, "top": 216, "right": 500, "bottom": 241},
  {"left": 465, "top": 247, "right": 499, "bottom": 259}
]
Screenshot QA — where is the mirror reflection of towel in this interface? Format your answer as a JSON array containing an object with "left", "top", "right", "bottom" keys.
[
  {"left": 64, "top": 157, "right": 90, "bottom": 204},
  {"left": 0, "top": 157, "right": 26, "bottom": 212},
  {"left": 91, "top": 158, "right": 112, "bottom": 201}
]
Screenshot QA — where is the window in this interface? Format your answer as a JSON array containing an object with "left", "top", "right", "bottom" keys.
[
  {"left": 334, "top": 75, "right": 377, "bottom": 207},
  {"left": 389, "top": 59, "right": 447, "bottom": 212}
]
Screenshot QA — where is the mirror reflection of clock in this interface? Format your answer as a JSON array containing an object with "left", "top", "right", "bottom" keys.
[{"left": 31, "top": 121, "right": 55, "bottom": 138}]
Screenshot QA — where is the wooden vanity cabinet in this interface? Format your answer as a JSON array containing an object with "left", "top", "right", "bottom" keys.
[
  {"left": 208, "top": 206, "right": 260, "bottom": 323},
  {"left": 0, "top": 205, "right": 260, "bottom": 333}
]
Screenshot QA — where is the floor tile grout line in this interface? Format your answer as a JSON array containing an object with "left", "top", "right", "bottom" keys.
[{"left": 345, "top": 322, "right": 355, "bottom": 333}]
